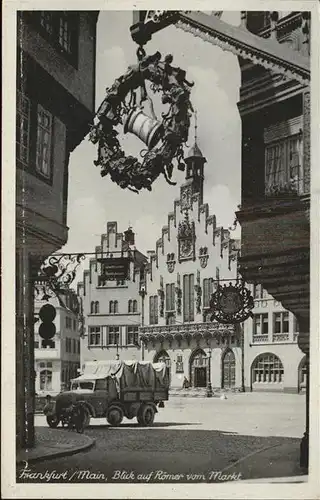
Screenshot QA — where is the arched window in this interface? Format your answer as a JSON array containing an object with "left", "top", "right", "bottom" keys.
[
  {"left": 40, "top": 369, "right": 52, "bottom": 391},
  {"left": 95, "top": 301, "right": 99, "bottom": 314},
  {"left": 252, "top": 353, "right": 284, "bottom": 383},
  {"left": 90, "top": 301, "right": 94, "bottom": 314},
  {"left": 133, "top": 300, "right": 137, "bottom": 313},
  {"left": 109, "top": 301, "right": 114, "bottom": 314},
  {"left": 128, "top": 300, "right": 132, "bottom": 313},
  {"left": 114, "top": 300, "right": 118, "bottom": 313}
]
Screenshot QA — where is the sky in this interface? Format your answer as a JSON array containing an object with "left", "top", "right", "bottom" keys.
[{"left": 62, "top": 11, "right": 242, "bottom": 276}]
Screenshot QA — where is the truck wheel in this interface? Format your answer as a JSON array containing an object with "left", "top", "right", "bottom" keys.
[
  {"left": 107, "top": 406, "right": 124, "bottom": 426},
  {"left": 138, "top": 404, "right": 155, "bottom": 426},
  {"left": 83, "top": 408, "right": 91, "bottom": 428},
  {"left": 46, "top": 415, "right": 60, "bottom": 428}
]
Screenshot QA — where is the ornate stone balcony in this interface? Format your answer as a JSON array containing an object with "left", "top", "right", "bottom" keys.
[{"left": 140, "top": 322, "right": 236, "bottom": 347}]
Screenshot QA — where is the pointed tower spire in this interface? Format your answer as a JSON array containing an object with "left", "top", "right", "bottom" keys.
[{"left": 183, "top": 112, "right": 207, "bottom": 205}]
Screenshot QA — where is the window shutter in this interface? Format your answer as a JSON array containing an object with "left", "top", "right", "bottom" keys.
[{"left": 190, "top": 274, "right": 194, "bottom": 321}]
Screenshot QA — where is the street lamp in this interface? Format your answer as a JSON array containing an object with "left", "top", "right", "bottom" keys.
[
  {"left": 139, "top": 285, "right": 146, "bottom": 361},
  {"left": 206, "top": 348, "right": 213, "bottom": 397}
]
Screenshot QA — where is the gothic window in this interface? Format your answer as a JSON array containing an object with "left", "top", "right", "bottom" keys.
[
  {"left": 183, "top": 274, "right": 194, "bottom": 323},
  {"left": 90, "top": 301, "right": 95, "bottom": 314},
  {"left": 252, "top": 353, "right": 284, "bottom": 383},
  {"left": 149, "top": 295, "right": 159, "bottom": 325},
  {"left": 94, "top": 301, "right": 99, "bottom": 314},
  {"left": 88, "top": 327, "right": 101, "bottom": 346},
  {"left": 253, "top": 314, "right": 269, "bottom": 335},
  {"left": 126, "top": 326, "right": 139, "bottom": 345},
  {"left": 107, "top": 326, "right": 120, "bottom": 346},
  {"left": 203, "top": 278, "right": 213, "bottom": 308},
  {"left": 273, "top": 312, "right": 289, "bottom": 334},
  {"left": 165, "top": 283, "right": 175, "bottom": 312}
]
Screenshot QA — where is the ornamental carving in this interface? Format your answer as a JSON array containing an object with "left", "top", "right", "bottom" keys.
[
  {"left": 199, "top": 246, "right": 209, "bottom": 268},
  {"left": 178, "top": 210, "right": 196, "bottom": 262},
  {"left": 194, "top": 270, "right": 202, "bottom": 314},
  {"left": 158, "top": 277, "right": 165, "bottom": 317},
  {"left": 166, "top": 253, "right": 176, "bottom": 273},
  {"left": 180, "top": 184, "right": 193, "bottom": 211},
  {"left": 209, "top": 280, "right": 254, "bottom": 324},
  {"left": 89, "top": 49, "right": 194, "bottom": 193}
]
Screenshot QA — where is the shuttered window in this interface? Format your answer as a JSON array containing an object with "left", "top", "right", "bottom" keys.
[
  {"left": 203, "top": 278, "right": 213, "bottom": 308},
  {"left": 149, "top": 295, "right": 159, "bottom": 325},
  {"left": 183, "top": 274, "right": 194, "bottom": 322},
  {"left": 166, "top": 283, "right": 175, "bottom": 312}
]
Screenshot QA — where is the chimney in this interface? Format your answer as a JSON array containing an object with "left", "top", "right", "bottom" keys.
[{"left": 124, "top": 227, "right": 135, "bottom": 246}]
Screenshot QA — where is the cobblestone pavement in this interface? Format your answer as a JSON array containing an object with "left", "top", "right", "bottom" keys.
[{"left": 16, "top": 392, "right": 305, "bottom": 483}]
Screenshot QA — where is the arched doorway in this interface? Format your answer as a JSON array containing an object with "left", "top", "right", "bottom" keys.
[
  {"left": 189, "top": 349, "right": 208, "bottom": 388},
  {"left": 154, "top": 350, "right": 171, "bottom": 383},
  {"left": 298, "top": 356, "right": 307, "bottom": 393},
  {"left": 222, "top": 349, "right": 235, "bottom": 389}
]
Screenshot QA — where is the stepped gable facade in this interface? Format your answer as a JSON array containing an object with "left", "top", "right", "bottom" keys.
[
  {"left": 77, "top": 222, "right": 147, "bottom": 367},
  {"left": 140, "top": 141, "right": 243, "bottom": 390}
]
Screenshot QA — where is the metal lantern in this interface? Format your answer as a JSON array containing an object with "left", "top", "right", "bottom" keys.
[{"left": 124, "top": 108, "right": 164, "bottom": 149}]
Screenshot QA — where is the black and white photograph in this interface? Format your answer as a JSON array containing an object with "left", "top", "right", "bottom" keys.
[{"left": 2, "top": 2, "right": 320, "bottom": 498}]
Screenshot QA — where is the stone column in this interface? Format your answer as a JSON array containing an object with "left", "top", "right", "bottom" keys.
[{"left": 297, "top": 316, "right": 310, "bottom": 470}]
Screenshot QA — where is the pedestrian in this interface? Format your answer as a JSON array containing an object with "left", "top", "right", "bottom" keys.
[{"left": 182, "top": 376, "right": 190, "bottom": 389}]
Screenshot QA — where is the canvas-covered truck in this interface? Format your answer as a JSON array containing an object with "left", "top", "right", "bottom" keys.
[{"left": 45, "top": 360, "right": 169, "bottom": 429}]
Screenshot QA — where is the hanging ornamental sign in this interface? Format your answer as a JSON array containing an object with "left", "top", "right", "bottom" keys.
[
  {"left": 209, "top": 280, "right": 254, "bottom": 324},
  {"left": 89, "top": 48, "right": 194, "bottom": 193},
  {"left": 35, "top": 253, "right": 85, "bottom": 303}
]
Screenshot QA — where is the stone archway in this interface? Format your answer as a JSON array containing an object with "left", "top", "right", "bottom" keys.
[
  {"left": 298, "top": 355, "right": 307, "bottom": 393},
  {"left": 189, "top": 348, "right": 208, "bottom": 388},
  {"left": 222, "top": 349, "right": 236, "bottom": 389}
]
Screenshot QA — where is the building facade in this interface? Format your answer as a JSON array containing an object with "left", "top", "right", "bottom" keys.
[
  {"left": 34, "top": 290, "right": 80, "bottom": 396},
  {"left": 244, "top": 284, "right": 305, "bottom": 393},
  {"left": 16, "top": 10, "right": 98, "bottom": 448},
  {"left": 77, "top": 224, "right": 147, "bottom": 367},
  {"left": 140, "top": 143, "right": 243, "bottom": 391}
]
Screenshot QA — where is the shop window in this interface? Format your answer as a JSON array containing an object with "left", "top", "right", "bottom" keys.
[{"left": 252, "top": 353, "right": 284, "bottom": 383}]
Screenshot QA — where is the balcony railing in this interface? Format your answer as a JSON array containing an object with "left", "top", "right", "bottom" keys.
[
  {"left": 252, "top": 334, "right": 269, "bottom": 343},
  {"left": 140, "top": 322, "right": 235, "bottom": 338},
  {"left": 272, "top": 333, "right": 290, "bottom": 342}
]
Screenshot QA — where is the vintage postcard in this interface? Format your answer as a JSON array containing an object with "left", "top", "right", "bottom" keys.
[{"left": 2, "top": 0, "right": 320, "bottom": 498}]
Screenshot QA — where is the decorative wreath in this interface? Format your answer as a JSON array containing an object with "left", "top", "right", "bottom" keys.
[
  {"left": 89, "top": 48, "right": 194, "bottom": 193},
  {"left": 209, "top": 281, "right": 254, "bottom": 324}
]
